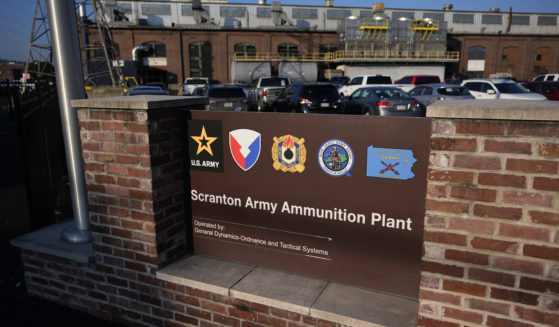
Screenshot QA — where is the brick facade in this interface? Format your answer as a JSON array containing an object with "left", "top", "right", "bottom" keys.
[
  {"left": 420, "top": 119, "right": 559, "bottom": 327},
  {"left": 16, "top": 98, "right": 559, "bottom": 327}
]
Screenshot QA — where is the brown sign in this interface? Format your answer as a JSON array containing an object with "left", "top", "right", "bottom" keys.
[{"left": 187, "top": 112, "right": 431, "bottom": 299}]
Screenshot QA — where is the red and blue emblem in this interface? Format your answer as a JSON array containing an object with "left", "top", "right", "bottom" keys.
[{"left": 229, "top": 129, "right": 261, "bottom": 171}]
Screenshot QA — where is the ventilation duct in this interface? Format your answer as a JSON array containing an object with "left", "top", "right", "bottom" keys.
[{"left": 271, "top": 2, "right": 294, "bottom": 26}]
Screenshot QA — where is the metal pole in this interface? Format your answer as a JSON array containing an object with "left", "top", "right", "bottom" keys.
[{"left": 46, "top": 0, "right": 91, "bottom": 243}]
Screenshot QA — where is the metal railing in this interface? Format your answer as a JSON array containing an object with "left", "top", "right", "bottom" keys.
[{"left": 233, "top": 51, "right": 460, "bottom": 62}]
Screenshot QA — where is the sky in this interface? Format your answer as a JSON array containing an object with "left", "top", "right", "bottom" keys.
[{"left": 1, "top": 0, "right": 559, "bottom": 62}]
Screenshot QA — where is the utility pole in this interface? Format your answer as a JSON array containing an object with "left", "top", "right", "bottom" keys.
[{"left": 24, "top": 0, "right": 53, "bottom": 79}]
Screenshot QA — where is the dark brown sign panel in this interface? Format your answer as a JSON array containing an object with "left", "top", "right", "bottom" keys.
[{"left": 187, "top": 112, "right": 431, "bottom": 299}]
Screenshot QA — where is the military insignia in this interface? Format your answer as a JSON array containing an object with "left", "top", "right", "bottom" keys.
[
  {"left": 272, "top": 135, "right": 306, "bottom": 173},
  {"left": 318, "top": 139, "right": 353, "bottom": 177},
  {"left": 229, "top": 129, "right": 261, "bottom": 171},
  {"left": 366, "top": 145, "right": 417, "bottom": 180},
  {"left": 188, "top": 120, "right": 224, "bottom": 172}
]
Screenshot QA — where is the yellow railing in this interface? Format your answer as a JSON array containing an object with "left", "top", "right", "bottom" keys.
[
  {"left": 233, "top": 51, "right": 460, "bottom": 62},
  {"left": 413, "top": 19, "right": 440, "bottom": 41},
  {"left": 358, "top": 18, "right": 390, "bottom": 40}
]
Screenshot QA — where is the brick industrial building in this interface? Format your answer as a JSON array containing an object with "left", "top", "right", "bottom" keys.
[{"left": 84, "top": 1, "right": 559, "bottom": 85}]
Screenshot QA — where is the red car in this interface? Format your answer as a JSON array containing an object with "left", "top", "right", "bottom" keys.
[
  {"left": 521, "top": 81, "right": 559, "bottom": 101},
  {"left": 395, "top": 75, "right": 441, "bottom": 85}
]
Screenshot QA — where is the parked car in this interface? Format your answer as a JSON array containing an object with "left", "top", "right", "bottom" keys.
[
  {"left": 342, "top": 86, "right": 425, "bottom": 117},
  {"left": 461, "top": 79, "right": 547, "bottom": 100},
  {"left": 329, "top": 76, "right": 350, "bottom": 86},
  {"left": 395, "top": 75, "right": 441, "bottom": 85},
  {"left": 338, "top": 75, "right": 393, "bottom": 97},
  {"left": 248, "top": 76, "right": 291, "bottom": 111},
  {"left": 205, "top": 85, "right": 249, "bottom": 111},
  {"left": 521, "top": 81, "right": 559, "bottom": 101},
  {"left": 126, "top": 86, "right": 167, "bottom": 96},
  {"left": 271, "top": 83, "right": 343, "bottom": 114},
  {"left": 408, "top": 84, "right": 474, "bottom": 106},
  {"left": 532, "top": 73, "right": 559, "bottom": 82},
  {"left": 183, "top": 77, "right": 209, "bottom": 95},
  {"left": 145, "top": 82, "right": 169, "bottom": 94}
]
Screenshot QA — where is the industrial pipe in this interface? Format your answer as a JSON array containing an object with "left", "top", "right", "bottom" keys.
[{"left": 46, "top": 0, "right": 91, "bottom": 243}]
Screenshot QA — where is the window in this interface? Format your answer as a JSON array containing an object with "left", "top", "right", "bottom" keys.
[
  {"left": 277, "top": 43, "right": 299, "bottom": 57},
  {"left": 117, "top": 4, "right": 132, "bottom": 14},
  {"left": 360, "top": 11, "right": 373, "bottom": 18},
  {"left": 482, "top": 14, "right": 502, "bottom": 24},
  {"left": 220, "top": 6, "right": 246, "bottom": 18},
  {"left": 141, "top": 4, "right": 171, "bottom": 16},
  {"left": 257, "top": 7, "right": 271, "bottom": 18},
  {"left": 327, "top": 10, "right": 351, "bottom": 20},
  {"left": 502, "top": 55, "right": 509, "bottom": 62},
  {"left": 511, "top": 15, "right": 530, "bottom": 25},
  {"left": 453, "top": 13, "right": 474, "bottom": 24},
  {"left": 182, "top": 5, "right": 209, "bottom": 16},
  {"left": 349, "top": 77, "right": 363, "bottom": 85},
  {"left": 142, "top": 42, "right": 166, "bottom": 57},
  {"left": 292, "top": 8, "right": 317, "bottom": 19},
  {"left": 189, "top": 42, "right": 212, "bottom": 78},
  {"left": 398, "top": 77, "right": 413, "bottom": 84},
  {"left": 537, "top": 16, "right": 557, "bottom": 25},
  {"left": 468, "top": 46, "right": 486, "bottom": 60},
  {"left": 234, "top": 43, "right": 256, "bottom": 54},
  {"left": 423, "top": 13, "right": 444, "bottom": 22},
  {"left": 536, "top": 54, "right": 542, "bottom": 61},
  {"left": 393, "top": 12, "right": 414, "bottom": 20}
]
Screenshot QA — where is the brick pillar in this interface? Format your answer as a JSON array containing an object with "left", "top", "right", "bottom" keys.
[
  {"left": 419, "top": 102, "right": 559, "bottom": 327},
  {"left": 76, "top": 98, "right": 202, "bottom": 274}
]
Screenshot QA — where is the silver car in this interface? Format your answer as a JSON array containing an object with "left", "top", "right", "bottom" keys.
[
  {"left": 409, "top": 84, "right": 474, "bottom": 106},
  {"left": 342, "top": 87, "right": 425, "bottom": 117}
]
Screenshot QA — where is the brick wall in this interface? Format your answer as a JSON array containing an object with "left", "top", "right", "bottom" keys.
[
  {"left": 17, "top": 103, "right": 345, "bottom": 327},
  {"left": 17, "top": 99, "right": 559, "bottom": 327},
  {"left": 420, "top": 119, "right": 559, "bottom": 327}
]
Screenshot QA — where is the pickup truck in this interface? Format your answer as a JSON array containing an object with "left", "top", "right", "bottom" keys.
[
  {"left": 248, "top": 76, "right": 290, "bottom": 111},
  {"left": 182, "top": 77, "right": 209, "bottom": 96},
  {"left": 338, "top": 75, "right": 429, "bottom": 96}
]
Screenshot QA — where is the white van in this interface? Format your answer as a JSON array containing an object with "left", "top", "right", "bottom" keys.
[{"left": 532, "top": 74, "right": 559, "bottom": 82}]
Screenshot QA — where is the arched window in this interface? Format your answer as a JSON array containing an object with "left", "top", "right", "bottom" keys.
[
  {"left": 466, "top": 46, "right": 486, "bottom": 78},
  {"left": 142, "top": 41, "right": 166, "bottom": 57},
  {"left": 234, "top": 42, "right": 256, "bottom": 54},
  {"left": 189, "top": 42, "right": 212, "bottom": 78},
  {"left": 277, "top": 43, "right": 299, "bottom": 57},
  {"left": 468, "top": 46, "right": 486, "bottom": 60}
]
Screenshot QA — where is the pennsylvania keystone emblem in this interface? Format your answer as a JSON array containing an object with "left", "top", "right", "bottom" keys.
[
  {"left": 229, "top": 129, "right": 261, "bottom": 171},
  {"left": 318, "top": 139, "right": 353, "bottom": 177},
  {"left": 366, "top": 145, "right": 417, "bottom": 180},
  {"left": 272, "top": 135, "right": 306, "bottom": 173}
]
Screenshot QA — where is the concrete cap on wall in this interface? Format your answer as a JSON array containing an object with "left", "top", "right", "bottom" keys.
[
  {"left": 427, "top": 100, "right": 559, "bottom": 121},
  {"left": 71, "top": 95, "right": 208, "bottom": 110}
]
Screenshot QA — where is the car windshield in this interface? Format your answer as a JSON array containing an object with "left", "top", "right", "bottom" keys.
[
  {"left": 495, "top": 83, "right": 528, "bottom": 94},
  {"left": 186, "top": 79, "right": 207, "bottom": 85},
  {"left": 207, "top": 88, "right": 246, "bottom": 98},
  {"left": 437, "top": 87, "right": 470, "bottom": 96},
  {"left": 260, "top": 78, "right": 289, "bottom": 87},
  {"left": 374, "top": 89, "right": 410, "bottom": 99},
  {"left": 302, "top": 85, "right": 339, "bottom": 99}
]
